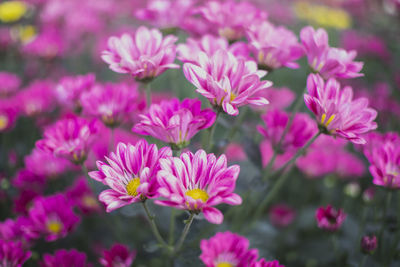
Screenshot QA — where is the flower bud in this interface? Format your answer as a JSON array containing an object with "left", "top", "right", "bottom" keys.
[{"left": 361, "top": 235, "right": 377, "bottom": 254}]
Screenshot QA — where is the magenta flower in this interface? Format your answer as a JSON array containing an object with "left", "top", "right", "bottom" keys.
[
  {"left": 199, "top": 231, "right": 258, "bottom": 267},
  {"left": 197, "top": 0, "right": 267, "bottom": 41},
  {"left": 13, "top": 190, "right": 40, "bottom": 215},
  {"left": 366, "top": 136, "right": 400, "bottom": 189},
  {"left": 361, "top": 235, "right": 377, "bottom": 254},
  {"left": 22, "top": 27, "right": 64, "bottom": 59},
  {"left": 304, "top": 74, "right": 377, "bottom": 144},
  {"left": 89, "top": 140, "right": 172, "bottom": 212},
  {"left": 247, "top": 21, "right": 304, "bottom": 70},
  {"left": 23, "top": 194, "right": 80, "bottom": 242},
  {"left": 0, "top": 217, "right": 31, "bottom": 244},
  {"left": 252, "top": 259, "right": 285, "bottom": 267},
  {"left": 250, "top": 87, "right": 295, "bottom": 112},
  {"left": 36, "top": 115, "right": 99, "bottom": 164},
  {"left": 177, "top": 34, "right": 249, "bottom": 64},
  {"left": 18, "top": 80, "right": 55, "bottom": 116},
  {"left": 55, "top": 73, "right": 96, "bottom": 111},
  {"left": 80, "top": 82, "right": 140, "bottom": 127},
  {"left": 0, "top": 240, "right": 31, "bottom": 267},
  {"left": 12, "top": 169, "right": 46, "bottom": 193},
  {"left": 315, "top": 205, "right": 346, "bottom": 231},
  {"left": 156, "top": 150, "right": 242, "bottom": 224},
  {"left": 66, "top": 177, "right": 101, "bottom": 214},
  {"left": 269, "top": 204, "right": 296, "bottom": 228},
  {"left": 101, "top": 26, "right": 179, "bottom": 81},
  {"left": 257, "top": 109, "right": 317, "bottom": 152},
  {"left": 99, "top": 243, "right": 136, "bottom": 267},
  {"left": 133, "top": 98, "right": 216, "bottom": 149},
  {"left": 300, "top": 26, "right": 363, "bottom": 79},
  {"left": 40, "top": 249, "right": 90, "bottom": 267},
  {"left": 0, "top": 98, "right": 20, "bottom": 132},
  {"left": 183, "top": 50, "right": 271, "bottom": 116},
  {"left": 0, "top": 71, "right": 21, "bottom": 97},
  {"left": 24, "top": 148, "right": 72, "bottom": 178}
]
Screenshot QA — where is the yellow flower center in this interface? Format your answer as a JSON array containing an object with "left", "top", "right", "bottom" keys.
[
  {"left": 185, "top": 189, "right": 209, "bottom": 202},
  {"left": 83, "top": 195, "right": 98, "bottom": 208},
  {"left": 217, "top": 263, "right": 234, "bottom": 267},
  {"left": 320, "top": 113, "right": 335, "bottom": 127},
  {"left": 0, "top": 115, "right": 9, "bottom": 130},
  {"left": 230, "top": 92, "right": 237, "bottom": 102},
  {"left": 0, "top": 1, "right": 27, "bottom": 23},
  {"left": 126, "top": 178, "right": 141, "bottom": 197},
  {"left": 15, "top": 25, "right": 36, "bottom": 43},
  {"left": 47, "top": 221, "right": 63, "bottom": 234}
]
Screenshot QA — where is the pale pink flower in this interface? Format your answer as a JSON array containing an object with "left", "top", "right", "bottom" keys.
[
  {"left": 200, "top": 231, "right": 258, "bottom": 266},
  {"left": 247, "top": 21, "right": 304, "bottom": 70},
  {"left": 304, "top": 74, "right": 377, "bottom": 144},
  {"left": 88, "top": 140, "right": 172, "bottom": 212},
  {"left": 300, "top": 26, "right": 363, "bottom": 79},
  {"left": 133, "top": 98, "right": 216, "bottom": 149},
  {"left": 156, "top": 150, "right": 242, "bottom": 224},
  {"left": 197, "top": 0, "right": 267, "bottom": 41},
  {"left": 183, "top": 49, "right": 271, "bottom": 116},
  {"left": 101, "top": 26, "right": 179, "bottom": 81}
]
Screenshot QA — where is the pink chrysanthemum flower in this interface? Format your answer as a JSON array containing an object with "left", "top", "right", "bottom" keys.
[
  {"left": 250, "top": 87, "right": 295, "bottom": 112},
  {"left": 99, "top": 243, "right": 136, "bottom": 267},
  {"left": 252, "top": 259, "right": 285, "bottom": 267},
  {"left": 0, "top": 240, "right": 31, "bottom": 267},
  {"left": 66, "top": 178, "right": 101, "bottom": 214},
  {"left": 197, "top": 0, "right": 267, "bottom": 41},
  {"left": 89, "top": 140, "right": 172, "bottom": 212},
  {"left": 269, "top": 204, "right": 296, "bottom": 228},
  {"left": 18, "top": 80, "right": 55, "bottom": 116},
  {"left": 56, "top": 73, "right": 96, "bottom": 112},
  {"left": 304, "top": 74, "right": 377, "bottom": 144},
  {"left": 183, "top": 50, "right": 271, "bottom": 116},
  {"left": 0, "top": 217, "right": 31, "bottom": 245},
  {"left": 80, "top": 82, "right": 139, "bottom": 127},
  {"left": 177, "top": 34, "right": 249, "bottom": 64},
  {"left": 132, "top": 98, "right": 216, "bottom": 149},
  {"left": 0, "top": 98, "right": 20, "bottom": 132},
  {"left": 0, "top": 71, "right": 21, "bottom": 97},
  {"left": 247, "top": 21, "right": 304, "bottom": 71},
  {"left": 156, "top": 150, "right": 242, "bottom": 224},
  {"left": 366, "top": 135, "right": 400, "bottom": 189},
  {"left": 257, "top": 109, "right": 317, "bottom": 152},
  {"left": 315, "top": 205, "right": 346, "bottom": 231},
  {"left": 101, "top": 26, "right": 179, "bottom": 82},
  {"left": 36, "top": 115, "right": 99, "bottom": 164},
  {"left": 24, "top": 194, "right": 80, "bottom": 242},
  {"left": 199, "top": 231, "right": 258, "bottom": 266},
  {"left": 24, "top": 148, "right": 72, "bottom": 178},
  {"left": 300, "top": 26, "right": 363, "bottom": 79},
  {"left": 40, "top": 249, "right": 90, "bottom": 267}
]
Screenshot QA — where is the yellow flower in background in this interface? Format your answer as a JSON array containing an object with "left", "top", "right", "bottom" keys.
[
  {"left": 294, "top": 1, "right": 351, "bottom": 30},
  {"left": 17, "top": 25, "right": 36, "bottom": 43},
  {"left": 0, "top": 1, "right": 28, "bottom": 23}
]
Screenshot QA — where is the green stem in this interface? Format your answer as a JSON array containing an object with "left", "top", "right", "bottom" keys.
[
  {"left": 144, "top": 82, "right": 152, "bottom": 108},
  {"left": 207, "top": 111, "right": 221, "bottom": 151},
  {"left": 359, "top": 255, "right": 367, "bottom": 267},
  {"left": 226, "top": 107, "right": 248, "bottom": 141},
  {"left": 169, "top": 209, "right": 176, "bottom": 245},
  {"left": 264, "top": 131, "right": 322, "bottom": 181},
  {"left": 142, "top": 201, "right": 169, "bottom": 248},
  {"left": 109, "top": 128, "right": 115, "bottom": 153},
  {"left": 174, "top": 212, "right": 195, "bottom": 253},
  {"left": 378, "top": 190, "right": 393, "bottom": 259}
]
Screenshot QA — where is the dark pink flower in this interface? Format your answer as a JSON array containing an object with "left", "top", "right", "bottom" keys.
[
  {"left": 99, "top": 243, "right": 136, "bottom": 267},
  {"left": 18, "top": 80, "right": 55, "bottom": 116},
  {"left": 133, "top": 98, "right": 216, "bottom": 148},
  {"left": 361, "top": 235, "right": 377, "bottom": 254},
  {"left": 101, "top": 26, "right": 179, "bottom": 81},
  {"left": 66, "top": 177, "right": 101, "bottom": 214},
  {"left": 200, "top": 231, "right": 258, "bottom": 267},
  {"left": 269, "top": 204, "right": 296, "bottom": 228},
  {"left": 80, "top": 82, "right": 140, "bottom": 127},
  {"left": 23, "top": 193, "right": 80, "bottom": 241},
  {"left": 22, "top": 27, "right": 64, "bottom": 59},
  {"left": 304, "top": 74, "right": 377, "bottom": 144},
  {"left": 24, "top": 148, "right": 72, "bottom": 178},
  {"left": 0, "top": 217, "right": 31, "bottom": 245},
  {"left": 13, "top": 190, "right": 40, "bottom": 215},
  {"left": 40, "top": 249, "right": 90, "bottom": 267},
  {"left": 36, "top": 115, "right": 99, "bottom": 164},
  {"left": 0, "top": 71, "right": 21, "bottom": 97},
  {"left": 258, "top": 109, "right": 317, "bottom": 152},
  {"left": 12, "top": 169, "right": 46, "bottom": 193},
  {"left": 55, "top": 73, "right": 96, "bottom": 111},
  {"left": 0, "top": 97, "right": 20, "bottom": 132},
  {"left": 183, "top": 49, "right": 271, "bottom": 116},
  {"left": 315, "top": 205, "right": 346, "bottom": 231},
  {"left": 89, "top": 140, "right": 172, "bottom": 212},
  {"left": 156, "top": 150, "right": 242, "bottom": 224},
  {"left": 247, "top": 21, "right": 304, "bottom": 70},
  {"left": 197, "top": 0, "right": 267, "bottom": 41},
  {"left": 300, "top": 26, "right": 363, "bottom": 79},
  {"left": 0, "top": 240, "right": 31, "bottom": 267},
  {"left": 251, "top": 259, "right": 285, "bottom": 267}
]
